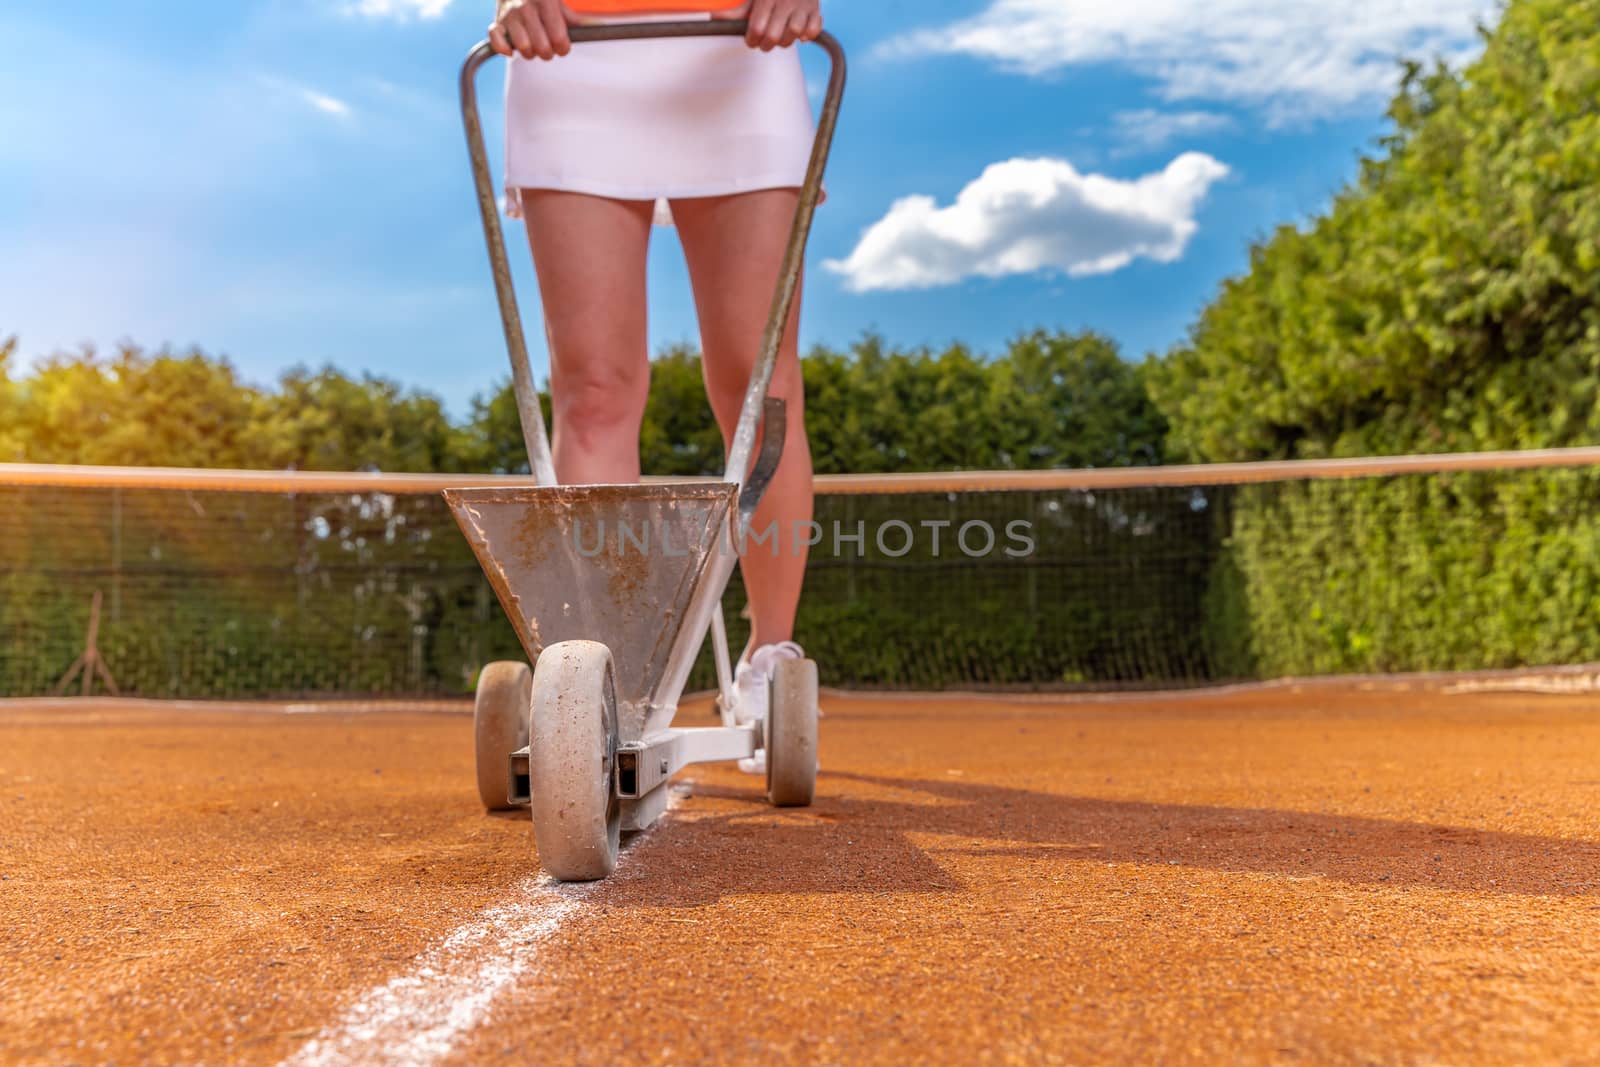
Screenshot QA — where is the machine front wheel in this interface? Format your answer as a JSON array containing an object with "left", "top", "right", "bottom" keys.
[
  {"left": 528, "top": 641, "right": 622, "bottom": 881},
  {"left": 767, "top": 658, "right": 819, "bottom": 807},
  {"left": 474, "top": 661, "right": 532, "bottom": 812}
]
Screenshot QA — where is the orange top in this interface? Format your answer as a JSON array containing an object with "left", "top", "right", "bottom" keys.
[{"left": 566, "top": 1, "right": 746, "bottom": 11}]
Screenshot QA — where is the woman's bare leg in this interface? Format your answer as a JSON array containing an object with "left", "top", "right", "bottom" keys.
[
  {"left": 520, "top": 190, "right": 655, "bottom": 485},
  {"left": 670, "top": 190, "right": 811, "bottom": 650}
]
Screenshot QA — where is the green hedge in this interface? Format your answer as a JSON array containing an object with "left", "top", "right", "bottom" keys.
[{"left": 1202, "top": 468, "right": 1600, "bottom": 677}]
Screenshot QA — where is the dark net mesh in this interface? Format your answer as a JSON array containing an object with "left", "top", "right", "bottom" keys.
[{"left": 3, "top": 463, "right": 1598, "bottom": 698}]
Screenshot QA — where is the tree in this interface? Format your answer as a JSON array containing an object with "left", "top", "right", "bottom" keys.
[
  {"left": 805, "top": 331, "right": 1166, "bottom": 474},
  {"left": 1151, "top": 0, "right": 1600, "bottom": 462},
  {"left": 0, "top": 336, "right": 21, "bottom": 463},
  {"left": 1143, "top": 0, "right": 1600, "bottom": 679},
  {"left": 12, "top": 344, "right": 266, "bottom": 468},
  {"left": 638, "top": 344, "right": 725, "bottom": 476},
  {"left": 988, "top": 330, "right": 1167, "bottom": 469},
  {"left": 2, "top": 330, "right": 1171, "bottom": 477},
  {"left": 251, "top": 366, "right": 459, "bottom": 472},
  {"left": 454, "top": 378, "right": 543, "bottom": 475}
]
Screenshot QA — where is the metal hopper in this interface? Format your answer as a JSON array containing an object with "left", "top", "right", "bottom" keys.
[{"left": 445, "top": 482, "right": 737, "bottom": 740}]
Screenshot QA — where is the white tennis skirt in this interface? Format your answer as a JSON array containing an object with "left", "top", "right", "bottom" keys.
[{"left": 503, "top": 15, "right": 815, "bottom": 226}]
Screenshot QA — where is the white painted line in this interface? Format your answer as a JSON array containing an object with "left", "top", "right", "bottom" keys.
[
  {"left": 282, "top": 799, "right": 676, "bottom": 1067},
  {"left": 281, "top": 876, "right": 589, "bottom": 1067}
]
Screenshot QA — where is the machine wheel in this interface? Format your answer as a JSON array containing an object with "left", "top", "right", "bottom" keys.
[
  {"left": 767, "top": 658, "right": 818, "bottom": 807},
  {"left": 528, "top": 641, "right": 622, "bottom": 881},
  {"left": 474, "top": 661, "right": 532, "bottom": 812}
]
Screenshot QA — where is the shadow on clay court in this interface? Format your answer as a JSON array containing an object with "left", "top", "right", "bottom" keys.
[{"left": 607, "top": 772, "right": 1600, "bottom": 906}]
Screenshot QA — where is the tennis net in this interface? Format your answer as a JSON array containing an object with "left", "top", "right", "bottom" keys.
[{"left": 4, "top": 450, "right": 1600, "bottom": 698}]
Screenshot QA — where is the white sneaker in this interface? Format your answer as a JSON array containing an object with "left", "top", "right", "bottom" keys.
[{"left": 732, "top": 641, "right": 804, "bottom": 775}]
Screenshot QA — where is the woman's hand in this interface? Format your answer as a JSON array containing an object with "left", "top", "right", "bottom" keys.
[
  {"left": 746, "top": 0, "right": 822, "bottom": 52},
  {"left": 490, "top": 0, "right": 572, "bottom": 61}
]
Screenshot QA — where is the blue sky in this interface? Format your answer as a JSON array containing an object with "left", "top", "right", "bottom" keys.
[{"left": 1, "top": 0, "right": 1498, "bottom": 415}]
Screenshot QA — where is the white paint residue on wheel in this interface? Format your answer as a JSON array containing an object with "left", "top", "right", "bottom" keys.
[{"left": 282, "top": 795, "right": 679, "bottom": 1067}]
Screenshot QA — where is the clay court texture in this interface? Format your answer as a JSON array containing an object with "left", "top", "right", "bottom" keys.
[{"left": 3, "top": 678, "right": 1599, "bottom": 1065}]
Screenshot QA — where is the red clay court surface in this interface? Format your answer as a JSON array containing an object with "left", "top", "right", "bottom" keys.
[{"left": 3, "top": 680, "right": 1599, "bottom": 1065}]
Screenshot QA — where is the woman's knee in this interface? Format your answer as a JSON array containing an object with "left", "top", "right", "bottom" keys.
[
  {"left": 552, "top": 359, "right": 650, "bottom": 444},
  {"left": 704, "top": 350, "right": 804, "bottom": 428}
]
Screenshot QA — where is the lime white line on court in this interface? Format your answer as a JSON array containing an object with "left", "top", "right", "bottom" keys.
[
  {"left": 281, "top": 803, "right": 672, "bottom": 1067},
  {"left": 281, "top": 877, "right": 588, "bottom": 1067}
]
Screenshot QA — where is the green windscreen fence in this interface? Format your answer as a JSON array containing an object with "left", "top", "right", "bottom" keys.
[{"left": 4, "top": 455, "right": 1600, "bottom": 697}]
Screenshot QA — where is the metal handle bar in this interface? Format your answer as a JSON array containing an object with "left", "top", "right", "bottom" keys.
[{"left": 459, "top": 22, "right": 847, "bottom": 489}]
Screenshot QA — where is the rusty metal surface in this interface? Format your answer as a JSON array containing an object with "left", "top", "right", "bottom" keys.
[
  {"left": 445, "top": 484, "right": 738, "bottom": 739},
  {"left": 458, "top": 44, "right": 555, "bottom": 487}
]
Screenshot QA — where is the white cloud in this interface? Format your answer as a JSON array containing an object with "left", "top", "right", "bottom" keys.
[
  {"left": 347, "top": 0, "right": 454, "bottom": 19},
  {"left": 1113, "top": 109, "right": 1235, "bottom": 153},
  {"left": 300, "top": 88, "right": 354, "bottom": 119},
  {"left": 256, "top": 75, "right": 356, "bottom": 120},
  {"left": 886, "top": 0, "right": 1497, "bottom": 119},
  {"left": 824, "top": 152, "right": 1230, "bottom": 292}
]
